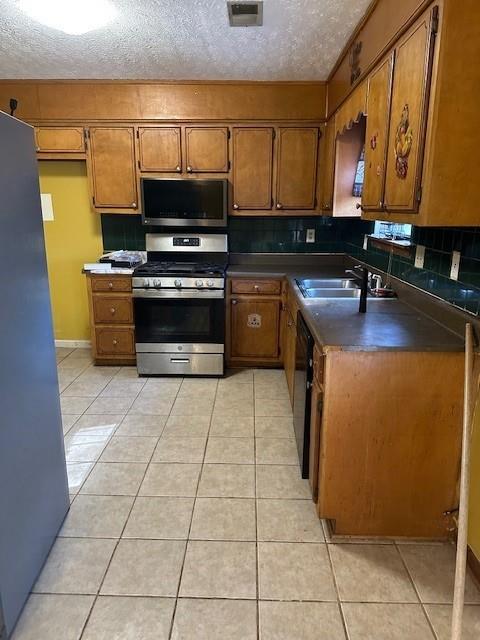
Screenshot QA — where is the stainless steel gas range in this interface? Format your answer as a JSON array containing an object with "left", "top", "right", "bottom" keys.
[{"left": 132, "top": 233, "right": 228, "bottom": 376}]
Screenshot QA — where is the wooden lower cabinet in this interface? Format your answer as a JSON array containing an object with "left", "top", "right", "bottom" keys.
[
  {"left": 227, "top": 277, "right": 284, "bottom": 367},
  {"left": 283, "top": 306, "right": 296, "bottom": 404},
  {"left": 316, "top": 348, "right": 463, "bottom": 538},
  {"left": 309, "top": 376, "right": 323, "bottom": 503},
  {"left": 86, "top": 273, "right": 136, "bottom": 365}
]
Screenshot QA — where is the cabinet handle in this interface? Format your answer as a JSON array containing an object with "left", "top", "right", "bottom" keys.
[
  {"left": 108, "top": 282, "right": 113, "bottom": 289},
  {"left": 36, "top": 146, "right": 40, "bottom": 152},
  {"left": 232, "top": 299, "right": 237, "bottom": 305},
  {"left": 233, "top": 203, "right": 239, "bottom": 210},
  {"left": 254, "top": 285, "right": 260, "bottom": 291},
  {"left": 176, "top": 165, "right": 181, "bottom": 172},
  {"left": 276, "top": 203, "right": 283, "bottom": 209},
  {"left": 112, "top": 339, "right": 118, "bottom": 346},
  {"left": 186, "top": 165, "right": 192, "bottom": 173},
  {"left": 287, "top": 319, "right": 292, "bottom": 327},
  {"left": 131, "top": 202, "right": 137, "bottom": 207},
  {"left": 110, "top": 307, "right": 116, "bottom": 314}
]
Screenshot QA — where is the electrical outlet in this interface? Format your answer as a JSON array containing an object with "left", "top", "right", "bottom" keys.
[
  {"left": 450, "top": 250, "right": 461, "bottom": 281},
  {"left": 306, "top": 228, "right": 315, "bottom": 243},
  {"left": 414, "top": 244, "right": 425, "bottom": 268}
]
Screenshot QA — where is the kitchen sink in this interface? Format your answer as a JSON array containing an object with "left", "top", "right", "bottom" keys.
[
  {"left": 298, "top": 278, "right": 358, "bottom": 289},
  {"left": 302, "top": 288, "right": 362, "bottom": 298},
  {"left": 296, "top": 277, "right": 396, "bottom": 300}
]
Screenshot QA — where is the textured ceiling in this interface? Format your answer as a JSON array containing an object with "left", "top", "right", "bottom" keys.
[{"left": 0, "top": 0, "right": 371, "bottom": 80}]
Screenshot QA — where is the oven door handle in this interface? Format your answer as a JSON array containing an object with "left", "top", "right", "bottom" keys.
[
  {"left": 132, "top": 289, "right": 224, "bottom": 299},
  {"left": 170, "top": 357, "right": 190, "bottom": 363}
]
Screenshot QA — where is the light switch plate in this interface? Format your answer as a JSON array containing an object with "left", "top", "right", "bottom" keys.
[
  {"left": 306, "top": 228, "right": 315, "bottom": 243},
  {"left": 450, "top": 250, "right": 461, "bottom": 280},
  {"left": 414, "top": 244, "right": 425, "bottom": 268}
]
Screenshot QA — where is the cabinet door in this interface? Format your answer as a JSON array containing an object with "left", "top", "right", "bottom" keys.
[
  {"left": 384, "top": 9, "right": 437, "bottom": 212},
  {"left": 185, "top": 127, "right": 229, "bottom": 172},
  {"left": 138, "top": 127, "right": 181, "bottom": 172},
  {"left": 309, "top": 379, "right": 323, "bottom": 502},
  {"left": 276, "top": 128, "right": 319, "bottom": 210},
  {"left": 232, "top": 127, "right": 273, "bottom": 210},
  {"left": 362, "top": 54, "right": 394, "bottom": 211},
  {"left": 35, "top": 127, "right": 85, "bottom": 153},
  {"left": 230, "top": 298, "right": 280, "bottom": 359},
  {"left": 320, "top": 119, "right": 336, "bottom": 212},
  {"left": 283, "top": 308, "right": 296, "bottom": 404},
  {"left": 88, "top": 127, "right": 137, "bottom": 209}
]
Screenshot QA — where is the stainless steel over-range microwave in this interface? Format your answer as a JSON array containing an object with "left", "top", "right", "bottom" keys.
[{"left": 141, "top": 177, "right": 228, "bottom": 227}]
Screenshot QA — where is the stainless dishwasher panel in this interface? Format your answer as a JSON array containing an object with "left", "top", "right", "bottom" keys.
[{"left": 293, "top": 313, "right": 314, "bottom": 478}]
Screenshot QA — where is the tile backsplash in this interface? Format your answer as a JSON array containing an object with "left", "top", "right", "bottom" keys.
[
  {"left": 347, "top": 226, "right": 480, "bottom": 316},
  {"left": 101, "top": 214, "right": 480, "bottom": 315}
]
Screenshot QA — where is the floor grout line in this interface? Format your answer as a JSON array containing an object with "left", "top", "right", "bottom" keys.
[
  {"left": 394, "top": 541, "right": 440, "bottom": 640},
  {"left": 74, "top": 362, "right": 166, "bottom": 640},
  {"left": 167, "top": 377, "right": 218, "bottom": 640}
]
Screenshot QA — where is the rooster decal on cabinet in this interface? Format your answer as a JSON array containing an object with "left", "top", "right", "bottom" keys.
[{"left": 394, "top": 103, "right": 413, "bottom": 179}]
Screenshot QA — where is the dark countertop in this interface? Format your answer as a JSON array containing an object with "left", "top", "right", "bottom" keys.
[{"left": 227, "top": 254, "right": 464, "bottom": 352}]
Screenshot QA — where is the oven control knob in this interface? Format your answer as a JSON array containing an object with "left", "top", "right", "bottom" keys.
[
  {"left": 153, "top": 279, "right": 161, "bottom": 287},
  {"left": 143, "top": 279, "right": 150, "bottom": 288},
  {"left": 174, "top": 279, "right": 182, "bottom": 288},
  {"left": 195, "top": 279, "right": 204, "bottom": 288},
  {"left": 206, "top": 280, "right": 214, "bottom": 287}
]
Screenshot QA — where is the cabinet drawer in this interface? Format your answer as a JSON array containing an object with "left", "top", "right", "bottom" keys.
[
  {"left": 95, "top": 328, "right": 135, "bottom": 356},
  {"left": 90, "top": 276, "right": 132, "bottom": 292},
  {"left": 231, "top": 279, "right": 281, "bottom": 295},
  {"left": 93, "top": 296, "right": 133, "bottom": 324}
]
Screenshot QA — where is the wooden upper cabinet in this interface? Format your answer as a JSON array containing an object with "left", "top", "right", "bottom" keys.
[
  {"left": 232, "top": 127, "right": 273, "bottom": 210},
  {"left": 230, "top": 298, "right": 281, "bottom": 360},
  {"left": 362, "top": 54, "right": 394, "bottom": 211},
  {"left": 137, "top": 127, "right": 181, "bottom": 172},
  {"left": 320, "top": 119, "right": 336, "bottom": 212},
  {"left": 383, "top": 8, "right": 437, "bottom": 212},
  {"left": 185, "top": 127, "right": 229, "bottom": 172},
  {"left": 275, "top": 127, "right": 319, "bottom": 210},
  {"left": 88, "top": 127, "right": 138, "bottom": 210},
  {"left": 35, "top": 127, "right": 85, "bottom": 153}
]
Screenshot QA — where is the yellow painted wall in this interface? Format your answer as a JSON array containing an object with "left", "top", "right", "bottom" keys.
[
  {"left": 469, "top": 402, "right": 480, "bottom": 559},
  {"left": 39, "top": 161, "right": 102, "bottom": 341}
]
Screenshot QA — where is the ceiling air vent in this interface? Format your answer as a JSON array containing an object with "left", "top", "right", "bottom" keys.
[{"left": 227, "top": 1, "right": 263, "bottom": 27}]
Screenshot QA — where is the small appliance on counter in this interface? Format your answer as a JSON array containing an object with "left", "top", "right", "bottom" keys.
[
  {"left": 132, "top": 232, "right": 228, "bottom": 377},
  {"left": 99, "top": 250, "right": 144, "bottom": 268}
]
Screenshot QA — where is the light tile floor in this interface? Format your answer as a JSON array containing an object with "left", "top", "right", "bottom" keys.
[{"left": 11, "top": 346, "right": 480, "bottom": 639}]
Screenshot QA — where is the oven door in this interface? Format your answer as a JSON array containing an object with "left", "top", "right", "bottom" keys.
[{"left": 133, "top": 290, "right": 225, "bottom": 349}]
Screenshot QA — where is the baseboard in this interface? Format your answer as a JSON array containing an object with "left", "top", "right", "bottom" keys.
[
  {"left": 467, "top": 545, "right": 480, "bottom": 588},
  {"left": 55, "top": 340, "right": 91, "bottom": 349}
]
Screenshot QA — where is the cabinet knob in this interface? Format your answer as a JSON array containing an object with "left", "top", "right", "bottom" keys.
[
  {"left": 36, "top": 147, "right": 40, "bottom": 152},
  {"left": 276, "top": 203, "right": 283, "bottom": 209},
  {"left": 132, "top": 202, "right": 137, "bottom": 207},
  {"left": 324, "top": 203, "right": 331, "bottom": 210},
  {"left": 110, "top": 307, "right": 116, "bottom": 314},
  {"left": 112, "top": 339, "right": 118, "bottom": 346},
  {"left": 232, "top": 299, "right": 237, "bottom": 305},
  {"left": 186, "top": 165, "right": 192, "bottom": 173},
  {"left": 233, "top": 203, "right": 239, "bottom": 210},
  {"left": 254, "top": 285, "right": 260, "bottom": 290},
  {"left": 108, "top": 282, "right": 113, "bottom": 289},
  {"left": 176, "top": 165, "right": 181, "bottom": 172},
  {"left": 379, "top": 200, "right": 383, "bottom": 208}
]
